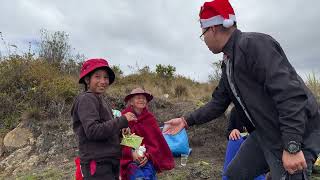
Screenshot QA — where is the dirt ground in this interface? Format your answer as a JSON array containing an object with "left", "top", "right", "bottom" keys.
[
  {"left": 149, "top": 99, "right": 229, "bottom": 179},
  {"left": 158, "top": 117, "right": 229, "bottom": 180},
  {"left": 1, "top": 99, "right": 320, "bottom": 179}
]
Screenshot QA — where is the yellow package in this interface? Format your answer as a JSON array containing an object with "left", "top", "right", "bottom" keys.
[
  {"left": 315, "top": 156, "right": 320, "bottom": 166},
  {"left": 121, "top": 134, "right": 143, "bottom": 149}
]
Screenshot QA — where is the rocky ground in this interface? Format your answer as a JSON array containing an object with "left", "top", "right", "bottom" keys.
[{"left": 0, "top": 97, "right": 319, "bottom": 180}]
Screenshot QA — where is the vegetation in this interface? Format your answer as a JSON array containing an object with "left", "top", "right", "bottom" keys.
[
  {"left": 0, "top": 29, "right": 319, "bottom": 139},
  {"left": 0, "top": 29, "right": 319, "bottom": 179},
  {"left": 0, "top": 30, "right": 217, "bottom": 133}
]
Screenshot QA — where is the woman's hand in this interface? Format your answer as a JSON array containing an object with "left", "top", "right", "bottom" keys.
[
  {"left": 132, "top": 151, "right": 144, "bottom": 164},
  {"left": 138, "top": 156, "right": 148, "bottom": 167},
  {"left": 132, "top": 151, "right": 147, "bottom": 166}
]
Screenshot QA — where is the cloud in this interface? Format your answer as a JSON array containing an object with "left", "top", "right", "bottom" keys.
[{"left": 0, "top": 0, "right": 319, "bottom": 82}]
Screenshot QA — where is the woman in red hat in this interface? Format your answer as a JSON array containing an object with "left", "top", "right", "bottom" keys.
[
  {"left": 71, "top": 58, "right": 137, "bottom": 180},
  {"left": 120, "top": 88, "right": 175, "bottom": 180}
]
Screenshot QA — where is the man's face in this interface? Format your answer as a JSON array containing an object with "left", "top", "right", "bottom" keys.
[{"left": 202, "top": 27, "right": 222, "bottom": 54}]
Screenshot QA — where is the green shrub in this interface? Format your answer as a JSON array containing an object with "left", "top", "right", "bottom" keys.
[
  {"left": 0, "top": 56, "right": 79, "bottom": 129},
  {"left": 3, "top": 114, "right": 20, "bottom": 130},
  {"left": 111, "top": 65, "right": 123, "bottom": 78},
  {"left": 155, "top": 64, "right": 176, "bottom": 79}
]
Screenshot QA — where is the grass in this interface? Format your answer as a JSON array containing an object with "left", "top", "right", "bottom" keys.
[
  {"left": 14, "top": 167, "right": 70, "bottom": 180},
  {"left": 306, "top": 72, "right": 320, "bottom": 102}
]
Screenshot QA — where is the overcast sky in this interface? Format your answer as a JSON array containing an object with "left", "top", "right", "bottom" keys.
[{"left": 0, "top": 0, "right": 319, "bottom": 82}]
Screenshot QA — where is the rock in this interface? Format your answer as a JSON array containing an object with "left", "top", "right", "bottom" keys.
[
  {"left": 3, "top": 127, "right": 34, "bottom": 152},
  {"left": 12, "top": 155, "right": 39, "bottom": 176},
  {"left": 0, "top": 146, "right": 32, "bottom": 172},
  {"left": 163, "top": 94, "right": 169, "bottom": 99}
]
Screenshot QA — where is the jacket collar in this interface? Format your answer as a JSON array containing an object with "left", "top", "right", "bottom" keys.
[{"left": 222, "top": 29, "right": 241, "bottom": 58}]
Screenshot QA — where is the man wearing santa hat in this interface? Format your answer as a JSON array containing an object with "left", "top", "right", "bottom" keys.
[{"left": 163, "top": 0, "right": 320, "bottom": 179}]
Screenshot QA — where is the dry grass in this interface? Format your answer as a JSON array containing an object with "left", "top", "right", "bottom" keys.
[
  {"left": 306, "top": 72, "right": 320, "bottom": 102},
  {"left": 107, "top": 73, "right": 217, "bottom": 103}
]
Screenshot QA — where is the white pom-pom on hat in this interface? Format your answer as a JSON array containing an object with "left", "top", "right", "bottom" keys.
[{"left": 223, "top": 19, "right": 234, "bottom": 28}]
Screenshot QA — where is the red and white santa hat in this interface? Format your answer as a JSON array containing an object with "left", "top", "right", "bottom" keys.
[{"left": 199, "top": 0, "right": 236, "bottom": 29}]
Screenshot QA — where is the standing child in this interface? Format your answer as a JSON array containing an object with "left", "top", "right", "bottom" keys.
[{"left": 71, "top": 58, "right": 137, "bottom": 180}]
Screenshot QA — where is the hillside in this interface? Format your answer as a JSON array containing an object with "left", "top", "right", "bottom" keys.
[{"left": 0, "top": 31, "right": 319, "bottom": 179}]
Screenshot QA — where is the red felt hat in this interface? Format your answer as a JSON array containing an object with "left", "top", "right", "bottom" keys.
[
  {"left": 79, "top": 58, "right": 115, "bottom": 85},
  {"left": 199, "top": 0, "right": 236, "bottom": 28}
]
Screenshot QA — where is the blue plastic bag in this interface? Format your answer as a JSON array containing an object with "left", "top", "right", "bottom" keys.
[{"left": 163, "top": 128, "right": 190, "bottom": 157}]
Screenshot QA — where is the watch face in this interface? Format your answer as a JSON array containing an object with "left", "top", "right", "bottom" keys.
[{"left": 287, "top": 141, "right": 300, "bottom": 153}]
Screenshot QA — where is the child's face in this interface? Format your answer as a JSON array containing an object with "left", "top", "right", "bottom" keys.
[
  {"left": 88, "top": 69, "right": 109, "bottom": 94},
  {"left": 130, "top": 94, "right": 147, "bottom": 110}
]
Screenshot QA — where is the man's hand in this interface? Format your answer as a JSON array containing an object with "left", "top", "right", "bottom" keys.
[
  {"left": 163, "top": 118, "right": 186, "bottom": 135},
  {"left": 123, "top": 112, "right": 137, "bottom": 122},
  {"left": 282, "top": 150, "right": 307, "bottom": 174},
  {"left": 229, "top": 129, "right": 241, "bottom": 140}
]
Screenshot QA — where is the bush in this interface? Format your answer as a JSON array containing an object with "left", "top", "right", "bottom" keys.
[
  {"left": 39, "top": 29, "right": 71, "bottom": 68},
  {"left": 138, "top": 66, "right": 151, "bottom": 74},
  {"left": 0, "top": 56, "right": 79, "bottom": 129},
  {"left": 111, "top": 65, "right": 123, "bottom": 78},
  {"left": 155, "top": 64, "right": 176, "bottom": 79},
  {"left": 174, "top": 84, "right": 188, "bottom": 98},
  {"left": 208, "top": 60, "right": 223, "bottom": 83}
]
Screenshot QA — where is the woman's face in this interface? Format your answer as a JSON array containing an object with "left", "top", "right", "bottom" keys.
[
  {"left": 130, "top": 94, "right": 147, "bottom": 110},
  {"left": 86, "top": 69, "right": 109, "bottom": 94}
]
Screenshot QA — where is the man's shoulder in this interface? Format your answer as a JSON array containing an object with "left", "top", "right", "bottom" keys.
[
  {"left": 240, "top": 31, "right": 272, "bottom": 40},
  {"left": 238, "top": 31, "right": 277, "bottom": 50}
]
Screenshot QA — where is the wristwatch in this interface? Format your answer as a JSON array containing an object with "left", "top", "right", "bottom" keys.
[{"left": 285, "top": 141, "right": 301, "bottom": 154}]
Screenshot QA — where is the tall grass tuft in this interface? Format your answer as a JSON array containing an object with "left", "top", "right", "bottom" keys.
[{"left": 306, "top": 72, "right": 320, "bottom": 103}]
